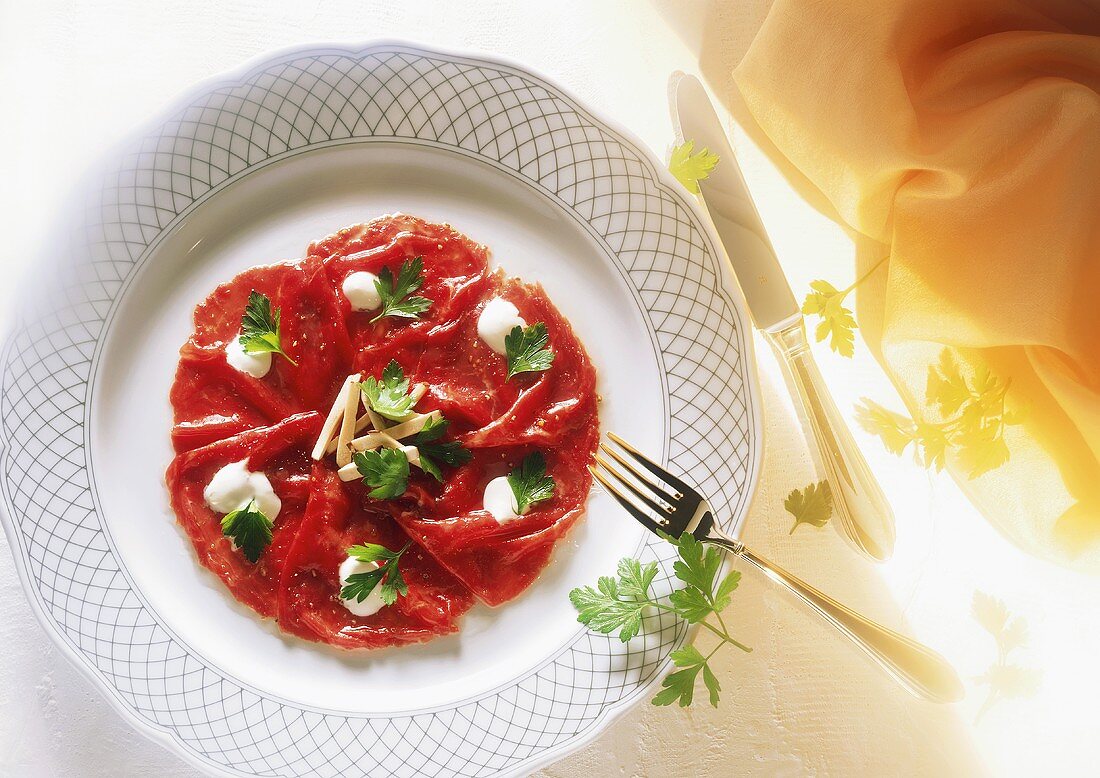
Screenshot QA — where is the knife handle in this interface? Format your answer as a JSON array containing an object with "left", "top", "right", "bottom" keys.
[{"left": 765, "top": 320, "right": 896, "bottom": 561}]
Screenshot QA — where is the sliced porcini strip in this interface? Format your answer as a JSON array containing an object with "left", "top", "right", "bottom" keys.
[
  {"left": 335, "top": 373, "right": 363, "bottom": 467},
  {"left": 311, "top": 373, "right": 359, "bottom": 461},
  {"left": 337, "top": 461, "right": 361, "bottom": 482},
  {"left": 388, "top": 409, "right": 439, "bottom": 439},
  {"left": 377, "top": 432, "right": 421, "bottom": 468},
  {"left": 377, "top": 411, "right": 440, "bottom": 442},
  {"left": 348, "top": 411, "right": 440, "bottom": 454},
  {"left": 348, "top": 432, "right": 388, "bottom": 452},
  {"left": 376, "top": 431, "right": 403, "bottom": 451},
  {"left": 324, "top": 403, "right": 438, "bottom": 455},
  {"left": 365, "top": 407, "right": 388, "bottom": 433},
  {"left": 325, "top": 412, "right": 371, "bottom": 455}
]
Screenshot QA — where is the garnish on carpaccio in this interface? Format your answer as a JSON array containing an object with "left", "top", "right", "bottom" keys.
[{"left": 165, "top": 214, "right": 600, "bottom": 649}]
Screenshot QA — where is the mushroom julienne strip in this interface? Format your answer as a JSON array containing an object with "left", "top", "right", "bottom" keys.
[
  {"left": 337, "top": 461, "right": 361, "bottom": 482},
  {"left": 376, "top": 431, "right": 421, "bottom": 468},
  {"left": 364, "top": 407, "right": 388, "bottom": 434},
  {"left": 349, "top": 411, "right": 440, "bottom": 451},
  {"left": 325, "top": 412, "right": 370, "bottom": 454},
  {"left": 408, "top": 382, "right": 428, "bottom": 405},
  {"left": 323, "top": 374, "right": 436, "bottom": 471},
  {"left": 325, "top": 402, "right": 436, "bottom": 455},
  {"left": 335, "top": 373, "right": 364, "bottom": 467},
  {"left": 311, "top": 373, "right": 359, "bottom": 461}
]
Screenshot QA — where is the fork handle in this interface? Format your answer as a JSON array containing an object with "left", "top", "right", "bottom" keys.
[
  {"left": 707, "top": 536, "right": 963, "bottom": 703},
  {"left": 765, "top": 320, "right": 896, "bottom": 561}
]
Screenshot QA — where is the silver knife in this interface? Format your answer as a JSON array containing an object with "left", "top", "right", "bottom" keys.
[{"left": 671, "top": 73, "right": 895, "bottom": 561}]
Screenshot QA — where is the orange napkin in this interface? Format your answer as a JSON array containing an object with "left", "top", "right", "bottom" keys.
[{"left": 733, "top": 0, "right": 1100, "bottom": 569}]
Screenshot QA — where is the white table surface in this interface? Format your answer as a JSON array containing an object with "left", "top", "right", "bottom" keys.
[{"left": 1, "top": 1, "right": 1095, "bottom": 775}]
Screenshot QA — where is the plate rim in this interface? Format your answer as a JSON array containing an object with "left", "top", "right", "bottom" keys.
[{"left": 0, "top": 38, "right": 763, "bottom": 777}]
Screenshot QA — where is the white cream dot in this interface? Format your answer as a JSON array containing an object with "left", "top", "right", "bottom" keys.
[
  {"left": 341, "top": 271, "right": 382, "bottom": 312},
  {"left": 225, "top": 335, "right": 272, "bottom": 378},
  {"left": 477, "top": 298, "right": 526, "bottom": 355},
  {"left": 339, "top": 556, "right": 387, "bottom": 617}
]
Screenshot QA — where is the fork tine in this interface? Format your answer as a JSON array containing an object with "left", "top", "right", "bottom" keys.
[
  {"left": 599, "top": 443, "right": 681, "bottom": 504},
  {"left": 588, "top": 464, "right": 666, "bottom": 535},
  {"left": 594, "top": 454, "right": 675, "bottom": 519},
  {"left": 605, "top": 431, "right": 693, "bottom": 494}
]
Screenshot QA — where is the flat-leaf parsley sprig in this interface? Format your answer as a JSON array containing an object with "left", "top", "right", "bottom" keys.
[
  {"left": 411, "top": 416, "right": 472, "bottom": 481},
  {"left": 371, "top": 256, "right": 432, "bottom": 323},
  {"left": 668, "top": 140, "right": 719, "bottom": 194},
  {"left": 800, "top": 255, "right": 888, "bottom": 358},
  {"left": 504, "top": 322, "right": 555, "bottom": 379},
  {"left": 972, "top": 591, "right": 1040, "bottom": 723},
  {"left": 353, "top": 447, "right": 410, "bottom": 499},
  {"left": 856, "top": 348, "right": 1023, "bottom": 479},
  {"left": 570, "top": 531, "right": 749, "bottom": 708},
  {"left": 784, "top": 480, "right": 833, "bottom": 534},
  {"left": 340, "top": 542, "right": 411, "bottom": 606},
  {"left": 239, "top": 290, "right": 297, "bottom": 365},
  {"left": 507, "top": 452, "right": 555, "bottom": 513},
  {"left": 360, "top": 360, "right": 417, "bottom": 421},
  {"left": 220, "top": 499, "right": 273, "bottom": 563}
]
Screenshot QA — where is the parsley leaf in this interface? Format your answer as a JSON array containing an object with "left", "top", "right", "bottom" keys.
[
  {"left": 570, "top": 531, "right": 750, "bottom": 708},
  {"left": 670, "top": 531, "right": 721, "bottom": 594},
  {"left": 972, "top": 591, "right": 1040, "bottom": 722},
  {"left": 856, "top": 348, "right": 1022, "bottom": 480},
  {"left": 668, "top": 586, "right": 713, "bottom": 624},
  {"left": 568, "top": 558, "right": 658, "bottom": 642},
  {"left": 410, "top": 416, "right": 472, "bottom": 481},
  {"left": 855, "top": 399, "right": 916, "bottom": 455},
  {"left": 360, "top": 360, "right": 416, "bottom": 421},
  {"left": 799, "top": 256, "right": 888, "bottom": 359},
  {"left": 913, "top": 422, "right": 950, "bottom": 471},
  {"left": 370, "top": 256, "right": 432, "bottom": 323},
  {"left": 977, "top": 663, "right": 1041, "bottom": 706},
  {"left": 507, "top": 452, "right": 555, "bottom": 513},
  {"left": 712, "top": 570, "right": 741, "bottom": 613},
  {"left": 220, "top": 499, "right": 273, "bottom": 563},
  {"left": 927, "top": 350, "right": 973, "bottom": 417},
  {"left": 801, "top": 280, "right": 857, "bottom": 357},
  {"left": 955, "top": 423, "right": 1010, "bottom": 479},
  {"left": 972, "top": 591, "right": 1010, "bottom": 637},
  {"left": 652, "top": 645, "right": 711, "bottom": 707},
  {"left": 617, "top": 557, "right": 660, "bottom": 600},
  {"left": 340, "top": 541, "right": 411, "bottom": 606},
  {"left": 345, "top": 543, "right": 402, "bottom": 565},
  {"left": 668, "top": 140, "right": 719, "bottom": 194},
  {"left": 504, "top": 323, "right": 555, "bottom": 379},
  {"left": 353, "top": 447, "right": 409, "bottom": 499},
  {"left": 239, "top": 290, "right": 297, "bottom": 365},
  {"left": 784, "top": 480, "right": 833, "bottom": 534},
  {"left": 701, "top": 662, "right": 722, "bottom": 707}
]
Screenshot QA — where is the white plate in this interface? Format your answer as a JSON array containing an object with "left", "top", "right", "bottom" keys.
[{"left": 0, "top": 41, "right": 760, "bottom": 777}]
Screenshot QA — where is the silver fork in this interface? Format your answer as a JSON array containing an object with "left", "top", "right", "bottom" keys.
[{"left": 590, "top": 432, "right": 964, "bottom": 704}]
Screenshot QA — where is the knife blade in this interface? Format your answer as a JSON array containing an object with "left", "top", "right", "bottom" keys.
[
  {"left": 671, "top": 72, "right": 896, "bottom": 561},
  {"left": 670, "top": 73, "right": 798, "bottom": 332}
]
